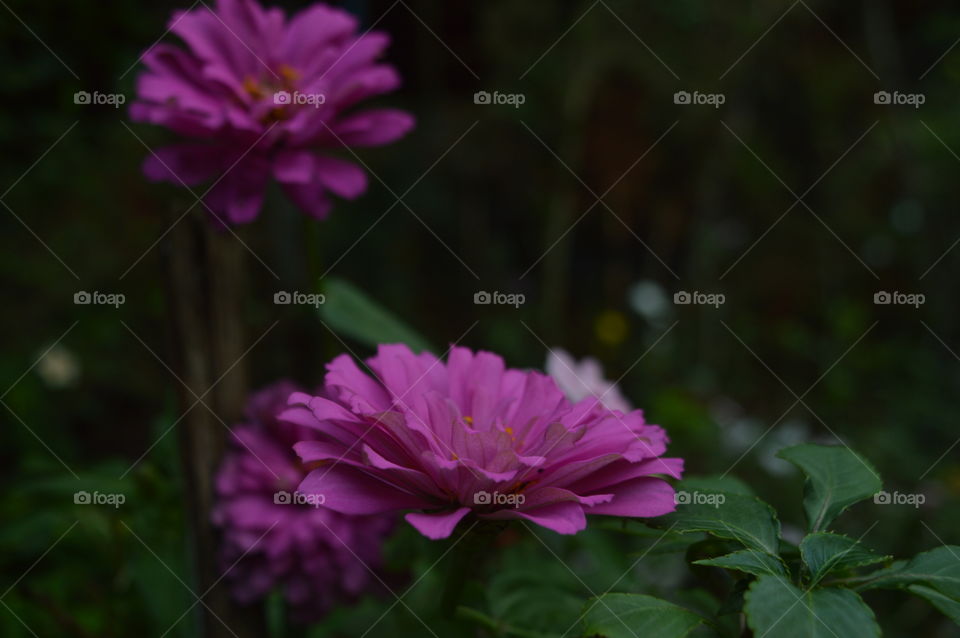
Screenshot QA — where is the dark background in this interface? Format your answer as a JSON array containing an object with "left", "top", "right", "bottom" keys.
[{"left": 2, "top": 1, "right": 959, "bottom": 636}]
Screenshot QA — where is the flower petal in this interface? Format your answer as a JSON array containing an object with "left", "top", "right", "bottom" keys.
[
  {"left": 484, "top": 501, "right": 587, "bottom": 535},
  {"left": 332, "top": 109, "right": 415, "bottom": 147},
  {"left": 584, "top": 478, "right": 677, "bottom": 517},
  {"left": 299, "top": 465, "right": 430, "bottom": 515},
  {"left": 315, "top": 156, "right": 368, "bottom": 199},
  {"left": 405, "top": 507, "right": 471, "bottom": 540}
]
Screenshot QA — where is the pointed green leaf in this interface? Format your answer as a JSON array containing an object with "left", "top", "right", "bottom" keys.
[
  {"left": 318, "top": 277, "right": 433, "bottom": 352},
  {"left": 660, "top": 487, "right": 781, "bottom": 556},
  {"left": 777, "top": 444, "right": 882, "bottom": 532},
  {"left": 745, "top": 575, "right": 880, "bottom": 638},
  {"left": 859, "top": 545, "right": 960, "bottom": 624},
  {"left": 695, "top": 549, "right": 787, "bottom": 577},
  {"left": 907, "top": 584, "right": 960, "bottom": 624},
  {"left": 861, "top": 545, "right": 960, "bottom": 596},
  {"left": 800, "top": 532, "right": 890, "bottom": 585},
  {"left": 582, "top": 594, "right": 703, "bottom": 638}
]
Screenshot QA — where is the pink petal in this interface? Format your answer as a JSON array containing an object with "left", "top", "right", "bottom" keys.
[
  {"left": 281, "top": 180, "right": 333, "bottom": 219},
  {"left": 315, "top": 156, "right": 367, "bottom": 199},
  {"left": 299, "top": 465, "right": 430, "bottom": 515},
  {"left": 405, "top": 507, "right": 471, "bottom": 540},
  {"left": 293, "top": 440, "right": 348, "bottom": 463},
  {"left": 332, "top": 109, "right": 415, "bottom": 147},
  {"left": 204, "top": 154, "right": 270, "bottom": 224},
  {"left": 273, "top": 149, "right": 315, "bottom": 184},
  {"left": 484, "top": 501, "right": 587, "bottom": 535},
  {"left": 585, "top": 478, "right": 677, "bottom": 517},
  {"left": 281, "top": 4, "right": 357, "bottom": 64}
]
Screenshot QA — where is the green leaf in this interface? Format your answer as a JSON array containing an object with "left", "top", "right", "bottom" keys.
[
  {"left": 800, "top": 532, "right": 890, "bottom": 585},
  {"left": 660, "top": 487, "right": 781, "bottom": 556},
  {"left": 744, "top": 575, "right": 880, "bottom": 638},
  {"left": 861, "top": 545, "right": 960, "bottom": 593},
  {"left": 318, "top": 277, "right": 433, "bottom": 352},
  {"left": 859, "top": 545, "right": 960, "bottom": 623},
  {"left": 907, "top": 584, "right": 960, "bottom": 624},
  {"left": 695, "top": 549, "right": 787, "bottom": 577},
  {"left": 777, "top": 444, "right": 881, "bottom": 532},
  {"left": 582, "top": 594, "right": 703, "bottom": 638},
  {"left": 486, "top": 568, "right": 583, "bottom": 634}
]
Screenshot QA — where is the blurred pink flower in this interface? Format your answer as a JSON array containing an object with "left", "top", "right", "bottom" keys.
[
  {"left": 281, "top": 345, "right": 682, "bottom": 540},
  {"left": 213, "top": 381, "right": 393, "bottom": 619},
  {"left": 131, "top": 0, "right": 414, "bottom": 224},
  {"left": 545, "top": 348, "right": 632, "bottom": 413}
]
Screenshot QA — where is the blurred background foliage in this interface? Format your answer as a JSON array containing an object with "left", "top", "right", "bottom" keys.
[{"left": 2, "top": 0, "right": 960, "bottom": 635}]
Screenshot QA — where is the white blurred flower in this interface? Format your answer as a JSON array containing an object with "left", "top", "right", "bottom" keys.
[
  {"left": 35, "top": 344, "right": 80, "bottom": 388},
  {"left": 628, "top": 280, "right": 670, "bottom": 323},
  {"left": 545, "top": 348, "right": 632, "bottom": 412}
]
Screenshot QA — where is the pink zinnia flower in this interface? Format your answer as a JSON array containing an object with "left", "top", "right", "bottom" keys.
[
  {"left": 545, "top": 348, "right": 632, "bottom": 413},
  {"left": 131, "top": 0, "right": 414, "bottom": 224},
  {"left": 213, "top": 381, "right": 393, "bottom": 619},
  {"left": 281, "top": 345, "right": 682, "bottom": 540}
]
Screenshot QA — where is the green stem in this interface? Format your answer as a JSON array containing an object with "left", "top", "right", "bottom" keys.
[{"left": 440, "top": 521, "right": 503, "bottom": 616}]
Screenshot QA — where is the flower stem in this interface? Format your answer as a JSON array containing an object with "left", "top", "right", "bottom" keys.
[{"left": 440, "top": 520, "right": 503, "bottom": 616}]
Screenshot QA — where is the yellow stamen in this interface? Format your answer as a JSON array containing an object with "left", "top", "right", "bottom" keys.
[
  {"left": 278, "top": 64, "right": 300, "bottom": 84},
  {"left": 242, "top": 76, "right": 264, "bottom": 99}
]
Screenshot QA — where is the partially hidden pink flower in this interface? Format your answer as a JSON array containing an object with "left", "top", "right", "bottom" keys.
[
  {"left": 131, "top": 0, "right": 414, "bottom": 225},
  {"left": 545, "top": 348, "right": 632, "bottom": 413},
  {"left": 213, "top": 381, "right": 393, "bottom": 620},
  {"left": 281, "top": 345, "right": 683, "bottom": 541}
]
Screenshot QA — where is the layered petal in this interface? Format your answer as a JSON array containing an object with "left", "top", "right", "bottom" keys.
[
  {"left": 131, "top": 0, "right": 413, "bottom": 224},
  {"left": 285, "top": 344, "right": 683, "bottom": 540}
]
